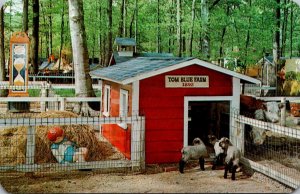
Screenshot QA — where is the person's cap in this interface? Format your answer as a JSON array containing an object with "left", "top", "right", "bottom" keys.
[{"left": 47, "top": 127, "right": 64, "bottom": 142}]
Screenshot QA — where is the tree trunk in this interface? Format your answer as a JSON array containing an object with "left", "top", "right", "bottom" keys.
[
  {"left": 48, "top": 0, "right": 53, "bottom": 55},
  {"left": 157, "top": 0, "right": 161, "bottom": 53},
  {"left": 201, "top": 0, "right": 210, "bottom": 60},
  {"left": 22, "top": 0, "right": 29, "bottom": 33},
  {"left": 273, "top": 0, "right": 281, "bottom": 96},
  {"left": 176, "top": 0, "right": 182, "bottom": 57},
  {"left": 168, "top": 0, "right": 175, "bottom": 53},
  {"left": 0, "top": 7, "right": 7, "bottom": 97},
  {"left": 189, "top": 0, "right": 196, "bottom": 57},
  {"left": 281, "top": 0, "right": 288, "bottom": 56},
  {"left": 135, "top": 0, "right": 138, "bottom": 52},
  {"left": 290, "top": 3, "right": 293, "bottom": 58},
  {"left": 118, "top": 0, "right": 125, "bottom": 37},
  {"left": 98, "top": 3, "right": 104, "bottom": 65},
  {"left": 219, "top": 5, "right": 229, "bottom": 63},
  {"left": 58, "top": 0, "right": 65, "bottom": 72},
  {"left": 243, "top": 0, "right": 252, "bottom": 66},
  {"left": 68, "top": 0, "right": 97, "bottom": 115},
  {"left": 32, "top": 0, "right": 39, "bottom": 74},
  {"left": 106, "top": 0, "right": 113, "bottom": 66},
  {"left": 40, "top": 2, "right": 49, "bottom": 59}
]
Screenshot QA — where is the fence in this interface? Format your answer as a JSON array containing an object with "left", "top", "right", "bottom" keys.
[
  {"left": 232, "top": 111, "right": 300, "bottom": 189},
  {"left": 0, "top": 98, "right": 145, "bottom": 175},
  {"left": 243, "top": 83, "right": 276, "bottom": 97}
]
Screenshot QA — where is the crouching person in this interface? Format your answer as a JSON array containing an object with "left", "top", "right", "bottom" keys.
[
  {"left": 219, "top": 137, "right": 241, "bottom": 180},
  {"left": 179, "top": 137, "right": 207, "bottom": 173},
  {"left": 47, "top": 126, "right": 88, "bottom": 163}
]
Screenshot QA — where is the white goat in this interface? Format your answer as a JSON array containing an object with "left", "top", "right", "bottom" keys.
[
  {"left": 219, "top": 137, "right": 241, "bottom": 180},
  {"left": 179, "top": 137, "right": 207, "bottom": 173},
  {"left": 208, "top": 135, "right": 225, "bottom": 170}
]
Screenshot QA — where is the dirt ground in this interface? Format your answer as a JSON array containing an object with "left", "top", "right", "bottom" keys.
[{"left": 0, "top": 162, "right": 295, "bottom": 193}]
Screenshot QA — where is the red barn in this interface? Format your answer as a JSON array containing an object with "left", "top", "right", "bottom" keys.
[{"left": 90, "top": 57, "right": 260, "bottom": 164}]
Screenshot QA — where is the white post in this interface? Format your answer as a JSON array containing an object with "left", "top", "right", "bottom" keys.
[
  {"left": 54, "top": 95, "right": 59, "bottom": 111},
  {"left": 26, "top": 126, "right": 35, "bottom": 166},
  {"left": 231, "top": 77, "right": 241, "bottom": 146},
  {"left": 40, "top": 82, "right": 47, "bottom": 112},
  {"left": 60, "top": 97, "right": 65, "bottom": 111}
]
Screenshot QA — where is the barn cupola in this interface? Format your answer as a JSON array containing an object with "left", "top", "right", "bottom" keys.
[{"left": 115, "top": 37, "right": 136, "bottom": 57}]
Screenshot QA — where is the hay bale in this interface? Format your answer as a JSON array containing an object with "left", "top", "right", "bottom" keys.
[{"left": 0, "top": 111, "right": 121, "bottom": 165}]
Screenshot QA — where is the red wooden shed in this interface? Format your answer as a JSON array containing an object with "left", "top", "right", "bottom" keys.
[{"left": 90, "top": 56, "right": 260, "bottom": 164}]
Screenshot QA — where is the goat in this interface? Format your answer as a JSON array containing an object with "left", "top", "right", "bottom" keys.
[
  {"left": 179, "top": 137, "right": 207, "bottom": 173},
  {"left": 208, "top": 135, "right": 225, "bottom": 170},
  {"left": 219, "top": 137, "right": 241, "bottom": 180}
]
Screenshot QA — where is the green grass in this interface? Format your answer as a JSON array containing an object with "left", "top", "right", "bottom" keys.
[
  {"left": 28, "top": 89, "right": 101, "bottom": 97},
  {"left": 54, "top": 89, "right": 76, "bottom": 97},
  {"left": 29, "top": 89, "right": 41, "bottom": 97}
]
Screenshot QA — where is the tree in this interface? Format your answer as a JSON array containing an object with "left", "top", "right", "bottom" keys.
[
  {"left": 189, "top": 0, "right": 196, "bottom": 57},
  {"left": 31, "top": 0, "right": 39, "bottom": 74},
  {"left": 68, "top": 0, "right": 97, "bottom": 115},
  {"left": 176, "top": 0, "right": 182, "bottom": 57},
  {"left": 22, "top": 0, "right": 28, "bottom": 33},
  {"left": 157, "top": 0, "right": 161, "bottom": 53},
  {"left": 201, "top": 0, "right": 210, "bottom": 60},
  {"left": 273, "top": 0, "right": 281, "bottom": 95},
  {"left": 0, "top": 6, "right": 7, "bottom": 97},
  {"left": 106, "top": 0, "right": 113, "bottom": 66}
]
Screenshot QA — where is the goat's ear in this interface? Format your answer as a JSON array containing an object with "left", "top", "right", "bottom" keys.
[{"left": 225, "top": 138, "right": 230, "bottom": 143}]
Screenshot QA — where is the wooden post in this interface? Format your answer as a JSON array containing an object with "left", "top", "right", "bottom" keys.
[{"left": 26, "top": 126, "right": 35, "bottom": 166}]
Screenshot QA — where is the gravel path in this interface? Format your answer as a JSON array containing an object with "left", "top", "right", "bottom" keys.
[{"left": 0, "top": 164, "right": 294, "bottom": 193}]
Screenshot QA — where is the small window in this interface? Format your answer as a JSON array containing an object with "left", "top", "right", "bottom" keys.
[
  {"left": 118, "top": 89, "right": 129, "bottom": 130},
  {"left": 119, "top": 89, "right": 129, "bottom": 117},
  {"left": 103, "top": 85, "right": 111, "bottom": 117}
]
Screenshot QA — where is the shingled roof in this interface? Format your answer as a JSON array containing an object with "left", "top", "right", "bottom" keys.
[
  {"left": 115, "top": 38, "right": 136, "bottom": 46},
  {"left": 90, "top": 57, "right": 261, "bottom": 85}
]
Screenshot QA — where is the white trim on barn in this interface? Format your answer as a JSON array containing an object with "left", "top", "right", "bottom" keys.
[
  {"left": 231, "top": 77, "right": 242, "bottom": 147},
  {"left": 121, "top": 58, "right": 261, "bottom": 85},
  {"left": 183, "top": 96, "right": 235, "bottom": 147},
  {"left": 132, "top": 81, "right": 140, "bottom": 115}
]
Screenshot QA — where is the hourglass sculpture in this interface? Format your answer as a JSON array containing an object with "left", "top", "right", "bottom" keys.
[
  {"left": 13, "top": 59, "right": 25, "bottom": 89},
  {"left": 8, "top": 32, "right": 29, "bottom": 98}
]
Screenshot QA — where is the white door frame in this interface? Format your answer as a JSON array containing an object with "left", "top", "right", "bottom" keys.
[{"left": 183, "top": 96, "right": 234, "bottom": 147}]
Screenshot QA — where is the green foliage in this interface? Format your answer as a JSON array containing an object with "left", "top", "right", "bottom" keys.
[
  {"left": 285, "top": 71, "right": 296, "bottom": 81},
  {"left": 3, "top": 0, "right": 300, "bottom": 70},
  {"left": 285, "top": 71, "right": 300, "bottom": 82}
]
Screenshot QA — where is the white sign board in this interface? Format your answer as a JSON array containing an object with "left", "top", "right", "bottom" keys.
[{"left": 165, "top": 75, "right": 209, "bottom": 88}]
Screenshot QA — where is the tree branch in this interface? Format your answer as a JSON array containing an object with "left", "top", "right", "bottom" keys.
[{"left": 209, "top": 0, "right": 222, "bottom": 11}]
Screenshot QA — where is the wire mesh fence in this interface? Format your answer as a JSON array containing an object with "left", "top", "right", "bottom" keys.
[
  {"left": 0, "top": 109, "right": 145, "bottom": 175},
  {"left": 232, "top": 109, "right": 300, "bottom": 189}
]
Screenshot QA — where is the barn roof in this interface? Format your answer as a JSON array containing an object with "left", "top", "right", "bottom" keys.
[
  {"left": 90, "top": 57, "right": 261, "bottom": 85},
  {"left": 113, "top": 51, "right": 174, "bottom": 64}
]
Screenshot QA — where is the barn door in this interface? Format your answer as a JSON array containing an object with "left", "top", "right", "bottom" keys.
[{"left": 187, "top": 101, "right": 230, "bottom": 145}]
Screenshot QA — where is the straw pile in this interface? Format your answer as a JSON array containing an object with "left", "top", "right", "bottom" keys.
[{"left": 0, "top": 111, "right": 120, "bottom": 165}]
